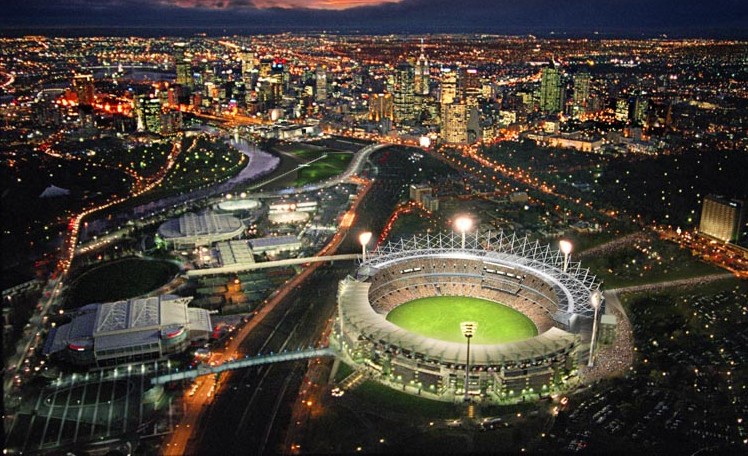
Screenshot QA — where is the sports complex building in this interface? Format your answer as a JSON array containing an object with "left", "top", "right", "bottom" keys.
[
  {"left": 157, "top": 212, "right": 244, "bottom": 248},
  {"left": 43, "top": 295, "right": 212, "bottom": 367},
  {"left": 334, "top": 231, "right": 603, "bottom": 403}
]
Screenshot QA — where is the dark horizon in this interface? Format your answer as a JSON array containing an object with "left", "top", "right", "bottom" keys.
[{"left": 2, "top": 0, "right": 746, "bottom": 39}]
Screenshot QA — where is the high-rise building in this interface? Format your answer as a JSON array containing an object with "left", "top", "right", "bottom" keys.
[
  {"left": 369, "top": 93, "right": 394, "bottom": 122},
  {"left": 463, "top": 68, "right": 482, "bottom": 108},
  {"left": 572, "top": 72, "right": 590, "bottom": 119},
  {"left": 615, "top": 98, "right": 630, "bottom": 122},
  {"left": 414, "top": 39, "right": 430, "bottom": 96},
  {"left": 174, "top": 43, "right": 193, "bottom": 90},
  {"left": 136, "top": 96, "right": 163, "bottom": 134},
  {"left": 393, "top": 62, "right": 415, "bottom": 123},
  {"left": 440, "top": 70, "right": 457, "bottom": 105},
  {"left": 441, "top": 101, "right": 467, "bottom": 144},
  {"left": 539, "top": 66, "right": 562, "bottom": 114},
  {"left": 315, "top": 65, "right": 327, "bottom": 102},
  {"left": 699, "top": 195, "right": 745, "bottom": 243},
  {"left": 240, "top": 49, "right": 255, "bottom": 80},
  {"left": 72, "top": 74, "right": 95, "bottom": 107}
]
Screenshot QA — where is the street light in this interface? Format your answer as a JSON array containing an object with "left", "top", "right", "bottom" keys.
[
  {"left": 455, "top": 216, "right": 473, "bottom": 249},
  {"left": 359, "top": 231, "right": 373, "bottom": 262},
  {"left": 587, "top": 290, "right": 603, "bottom": 367},
  {"left": 460, "top": 321, "right": 477, "bottom": 403},
  {"left": 559, "top": 239, "right": 573, "bottom": 273}
]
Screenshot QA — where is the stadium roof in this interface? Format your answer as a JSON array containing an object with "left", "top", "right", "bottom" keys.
[
  {"left": 364, "top": 231, "right": 601, "bottom": 315},
  {"left": 158, "top": 212, "right": 243, "bottom": 239}
]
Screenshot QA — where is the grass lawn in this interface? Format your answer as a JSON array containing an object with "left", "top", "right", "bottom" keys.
[
  {"left": 386, "top": 296, "right": 538, "bottom": 344},
  {"left": 293, "top": 151, "right": 352, "bottom": 186},
  {"left": 65, "top": 258, "right": 179, "bottom": 308}
]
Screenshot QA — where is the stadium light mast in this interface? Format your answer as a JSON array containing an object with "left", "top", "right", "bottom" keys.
[
  {"left": 559, "top": 239, "right": 573, "bottom": 273},
  {"left": 460, "top": 322, "right": 477, "bottom": 403},
  {"left": 455, "top": 217, "right": 473, "bottom": 249},
  {"left": 359, "top": 231, "right": 373, "bottom": 262},
  {"left": 587, "top": 290, "right": 603, "bottom": 367}
]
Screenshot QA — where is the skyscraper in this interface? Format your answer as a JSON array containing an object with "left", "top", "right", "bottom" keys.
[
  {"left": 441, "top": 101, "right": 467, "bottom": 144},
  {"left": 440, "top": 70, "right": 457, "bottom": 105},
  {"left": 414, "top": 39, "right": 430, "bottom": 96},
  {"left": 393, "top": 62, "right": 415, "bottom": 123},
  {"left": 572, "top": 72, "right": 590, "bottom": 119},
  {"left": 136, "top": 96, "right": 162, "bottom": 134},
  {"left": 72, "top": 74, "right": 95, "bottom": 107},
  {"left": 369, "top": 93, "right": 394, "bottom": 122},
  {"left": 174, "top": 43, "right": 193, "bottom": 90},
  {"left": 699, "top": 195, "right": 745, "bottom": 243},
  {"left": 315, "top": 65, "right": 327, "bottom": 103},
  {"left": 539, "top": 66, "right": 562, "bottom": 114}
]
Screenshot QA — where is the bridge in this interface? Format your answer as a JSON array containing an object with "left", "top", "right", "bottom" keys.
[
  {"left": 150, "top": 347, "right": 335, "bottom": 385},
  {"left": 185, "top": 253, "right": 360, "bottom": 277}
]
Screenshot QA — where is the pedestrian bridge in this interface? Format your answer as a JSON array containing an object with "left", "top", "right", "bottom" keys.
[
  {"left": 150, "top": 347, "right": 336, "bottom": 385},
  {"left": 185, "top": 254, "right": 360, "bottom": 277}
]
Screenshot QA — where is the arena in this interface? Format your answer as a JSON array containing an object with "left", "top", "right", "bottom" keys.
[{"left": 334, "top": 231, "right": 603, "bottom": 404}]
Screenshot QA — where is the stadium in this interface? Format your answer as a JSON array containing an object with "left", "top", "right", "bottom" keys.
[{"left": 334, "top": 231, "right": 603, "bottom": 404}]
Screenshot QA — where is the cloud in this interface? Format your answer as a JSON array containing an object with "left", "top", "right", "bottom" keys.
[{"left": 155, "top": 0, "right": 401, "bottom": 9}]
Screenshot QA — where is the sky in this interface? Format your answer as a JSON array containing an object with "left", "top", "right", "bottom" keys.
[{"left": 1, "top": 0, "right": 746, "bottom": 37}]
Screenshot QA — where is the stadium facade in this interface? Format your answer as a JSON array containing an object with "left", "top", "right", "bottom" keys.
[
  {"left": 334, "top": 231, "right": 603, "bottom": 403},
  {"left": 44, "top": 295, "right": 212, "bottom": 367}
]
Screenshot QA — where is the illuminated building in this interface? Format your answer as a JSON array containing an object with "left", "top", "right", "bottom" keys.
[
  {"left": 174, "top": 42, "right": 193, "bottom": 89},
  {"left": 539, "top": 66, "right": 562, "bottom": 114},
  {"left": 615, "top": 98, "right": 630, "bottom": 122},
  {"left": 463, "top": 68, "right": 481, "bottom": 108},
  {"left": 334, "top": 232, "right": 602, "bottom": 404},
  {"left": 369, "top": 93, "right": 394, "bottom": 122},
  {"left": 572, "top": 72, "right": 590, "bottom": 119},
  {"left": 135, "top": 96, "right": 163, "bottom": 134},
  {"left": 43, "top": 295, "right": 212, "bottom": 367},
  {"left": 699, "top": 195, "right": 745, "bottom": 243},
  {"left": 315, "top": 65, "right": 327, "bottom": 102},
  {"left": 440, "top": 69, "right": 457, "bottom": 105},
  {"left": 393, "top": 62, "right": 415, "bottom": 123},
  {"left": 414, "top": 38, "right": 430, "bottom": 96},
  {"left": 72, "top": 74, "right": 95, "bottom": 107},
  {"left": 441, "top": 100, "right": 468, "bottom": 144}
]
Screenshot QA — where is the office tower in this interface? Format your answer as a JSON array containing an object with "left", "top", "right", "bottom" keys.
[
  {"left": 136, "top": 96, "right": 162, "bottom": 134},
  {"left": 271, "top": 58, "right": 289, "bottom": 94},
  {"left": 615, "top": 98, "right": 630, "bottom": 122},
  {"left": 72, "top": 74, "right": 95, "bottom": 107},
  {"left": 369, "top": 93, "right": 394, "bottom": 122},
  {"left": 539, "top": 66, "right": 562, "bottom": 114},
  {"left": 315, "top": 65, "right": 327, "bottom": 102},
  {"left": 699, "top": 195, "right": 745, "bottom": 243},
  {"left": 441, "top": 101, "right": 468, "bottom": 144},
  {"left": 464, "top": 68, "right": 481, "bottom": 108},
  {"left": 633, "top": 96, "right": 649, "bottom": 125},
  {"left": 240, "top": 49, "right": 255, "bottom": 80},
  {"left": 174, "top": 43, "right": 193, "bottom": 90},
  {"left": 572, "top": 72, "right": 590, "bottom": 119},
  {"left": 393, "top": 62, "right": 415, "bottom": 123},
  {"left": 440, "top": 70, "right": 457, "bottom": 105},
  {"left": 414, "top": 39, "right": 430, "bottom": 96}
]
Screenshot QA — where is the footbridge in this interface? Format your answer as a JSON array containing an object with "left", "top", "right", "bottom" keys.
[
  {"left": 185, "top": 253, "right": 360, "bottom": 277},
  {"left": 150, "top": 347, "right": 336, "bottom": 385}
]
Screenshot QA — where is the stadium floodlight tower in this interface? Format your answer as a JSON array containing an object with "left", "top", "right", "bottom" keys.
[
  {"left": 454, "top": 216, "right": 473, "bottom": 249},
  {"left": 559, "top": 239, "right": 573, "bottom": 273},
  {"left": 587, "top": 290, "right": 603, "bottom": 367},
  {"left": 359, "top": 231, "right": 373, "bottom": 262},
  {"left": 460, "top": 321, "right": 477, "bottom": 403}
]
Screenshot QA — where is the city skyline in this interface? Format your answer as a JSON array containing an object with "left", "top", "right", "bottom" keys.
[{"left": 2, "top": 0, "right": 746, "bottom": 37}]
